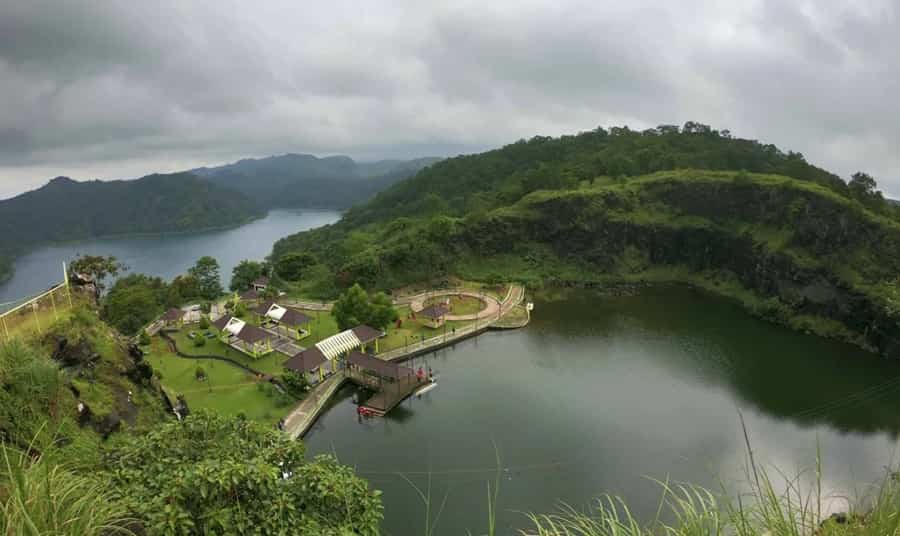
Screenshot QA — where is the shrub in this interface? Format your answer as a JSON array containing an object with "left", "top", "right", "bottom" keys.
[
  {"left": 195, "top": 366, "right": 206, "bottom": 381},
  {"left": 138, "top": 330, "right": 151, "bottom": 346},
  {"left": 198, "top": 316, "right": 210, "bottom": 330},
  {"left": 193, "top": 336, "right": 206, "bottom": 348}
]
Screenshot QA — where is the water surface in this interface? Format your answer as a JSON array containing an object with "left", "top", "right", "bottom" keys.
[
  {"left": 0, "top": 209, "right": 339, "bottom": 304},
  {"left": 305, "top": 287, "right": 900, "bottom": 535}
]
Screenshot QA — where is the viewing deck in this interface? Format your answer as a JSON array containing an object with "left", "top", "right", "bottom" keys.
[{"left": 346, "top": 369, "right": 427, "bottom": 416}]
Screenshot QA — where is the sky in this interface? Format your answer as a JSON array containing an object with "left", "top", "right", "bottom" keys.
[{"left": 1, "top": 0, "right": 898, "bottom": 200}]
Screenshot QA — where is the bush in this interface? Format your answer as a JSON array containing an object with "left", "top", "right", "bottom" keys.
[
  {"left": 198, "top": 316, "right": 210, "bottom": 330},
  {"left": 138, "top": 330, "right": 151, "bottom": 346},
  {"left": 195, "top": 366, "right": 206, "bottom": 381},
  {"left": 200, "top": 302, "right": 212, "bottom": 314},
  {"left": 193, "top": 336, "right": 206, "bottom": 348}
]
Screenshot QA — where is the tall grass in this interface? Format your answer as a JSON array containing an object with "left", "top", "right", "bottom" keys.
[{"left": 0, "top": 446, "right": 135, "bottom": 536}]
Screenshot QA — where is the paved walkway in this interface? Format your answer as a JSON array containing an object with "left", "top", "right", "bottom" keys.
[
  {"left": 283, "top": 373, "right": 346, "bottom": 438},
  {"left": 408, "top": 290, "right": 501, "bottom": 321}
]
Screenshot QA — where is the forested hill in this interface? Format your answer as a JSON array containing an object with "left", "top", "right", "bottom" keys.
[
  {"left": 192, "top": 153, "right": 441, "bottom": 209},
  {"left": 272, "top": 123, "right": 900, "bottom": 357},
  {"left": 342, "top": 123, "right": 848, "bottom": 226},
  {"left": 0, "top": 173, "right": 262, "bottom": 282}
]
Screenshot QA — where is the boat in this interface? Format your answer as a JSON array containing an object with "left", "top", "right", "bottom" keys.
[{"left": 415, "top": 380, "right": 438, "bottom": 397}]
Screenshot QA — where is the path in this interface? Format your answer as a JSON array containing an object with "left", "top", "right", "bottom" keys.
[
  {"left": 282, "top": 373, "right": 347, "bottom": 438},
  {"left": 407, "top": 289, "right": 501, "bottom": 321}
]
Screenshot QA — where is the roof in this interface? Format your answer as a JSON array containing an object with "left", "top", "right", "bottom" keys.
[
  {"left": 347, "top": 351, "right": 414, "bottom": 379},
  {"left": 351, "top": 325, "right": 384, "bottom": 343},
  {"left": 260, "top": 303, "right": 311, "bottom": 327},
  {"left": 315, "top": 329, "right": 364, "bottom": 360},
  {"left": 254, "top": 300, "right": 276, "bottom": 316},
  {"left": 283, "top": 347, "right": 327, "bottom": 372},
  {"left": 418, "top": 304, "right": 449, "bottom": 320},
  {"left": 240, "top": 288, "right": 259, "bottom": 300},
  {"left": 162, "top": 308, "right": 184, "bottom": 322},
  {"left": 235, "top": 323, "right": 272, "bottom": 345},
  {"left": 252, "top": 276, "right": 270, "bottom": 286},
  {"left": 211, "top": 315, "right": 232, "bottom": 331},
  {"left": 222, "top": 317, "right": 247, "bottom": 337},
  {"left": 279, "top": 307, "right": 312, "bottom": 327}
]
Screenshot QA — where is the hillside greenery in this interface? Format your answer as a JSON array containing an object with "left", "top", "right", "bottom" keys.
[
  {"left": 0, "top": 307, "right": 382, "bottom": 535},
  {"left": 272, "top": 123, "right": 900, "bottom": 357},
  {"left": 0, "top": 173, "right": 263, "bottom": 283},
  {"left": 193, "top": 153, "right": 440, "bottom": 209}
]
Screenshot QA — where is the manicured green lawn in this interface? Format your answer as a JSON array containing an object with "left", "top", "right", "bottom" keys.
[
  {"left": 424, "top": 294, "right": 485, "bottom": 316},
  {"left": 144, "top": 337, "right": 293, "bottom": 423},
  {"left": 378, "top": 306, "right": 471, "bottom": 353}
]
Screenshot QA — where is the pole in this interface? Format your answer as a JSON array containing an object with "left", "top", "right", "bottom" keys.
[
  {"left": 63, "top": 262, "right": 73, "bottom": 308},
  {"left": 1, "top": 316, "right": 8, "bottom": 341},
  {"left": 32, "top": 303, "right": 41, "bottom": 333},
  {"left": 49, "top": 289, "right": 58, "bottom": 320}
]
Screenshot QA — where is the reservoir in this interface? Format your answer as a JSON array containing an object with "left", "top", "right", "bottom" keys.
[
  {"left": 304, "top": 286, "right": 900, "bottom": 535},
  {"left": 0, "top": 209, "right": 340, "bottom": 304}
]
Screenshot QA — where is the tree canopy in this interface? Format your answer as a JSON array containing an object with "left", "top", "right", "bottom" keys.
[
  {"left": 229, "top": 259, "right": 267, "bottom": 291},
  {"left": 275, "top": 252, "right": 317, "bottom": 281},
  {"left": 69, "top": 254, "right": 126, "bottom": 300},
  {"left": 104, "top": 411, "right": 382, "bottom": 535},
  {"left": 188, "top": 256, "right": 223, "bottom": 300},
  {"left": 331, "top": 283, "right": 398, "bottom": 331}
]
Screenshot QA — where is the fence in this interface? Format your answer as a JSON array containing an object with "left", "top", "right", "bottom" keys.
[{"left": 0, "top": 267, "right": 77, "bottom": 343}]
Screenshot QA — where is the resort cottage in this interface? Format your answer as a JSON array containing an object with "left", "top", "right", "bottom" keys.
[
  {"left": 212, "top": 315, "right": 274, "bottom": 358},
  {"left": 283, "top": 325, "right": 385, "bottom": 383},
  {"left": 160, "top": 308, "right": 185, "bottom": 329},
  {"left": 251, "top": 276, "right": 270, "bottom": 293},
  {"left": 254, "top": 301, "right": 312, "bottom": 341}
]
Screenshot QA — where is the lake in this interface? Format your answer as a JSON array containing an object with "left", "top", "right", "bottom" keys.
[
  {"left": 304, "top": 286, "right": 900, "bottom": 535},
  {"left": 0, "top": 209, "right": 340, "bottom": 305}
]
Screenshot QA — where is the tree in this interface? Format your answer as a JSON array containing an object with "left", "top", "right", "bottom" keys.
[
  {"left": 275, "top": 253, "right": 317, "bottom": 281},
  {"left": 848, "top": 172, "right": 880, "bottom": 203},
  {"left": 188, "top": 257, "right": 223, "bottom": 300},
  {"left": 138, "top": 330, "right": 151, "bottom": 346},
  {"left": 198, "top": 316, "right": 210, "bottom": 330},
  {"left": 230, "top": 260, "right": 267, "bottom": 291},
  {"left": 103, "top": 412, "right": 382, "bottom": 534},
  {"left": 166, "top": 275, "right": 202, "bottom": 307},
  {"left": 281, "top": 368, "right": 309, "bottom": 397},
  {"left": 331, "top": 283, "right": 397, "bottom": 331},
  {"left": 101, "top": 274, "right": 168, "bottom": 335},
  {"left": 69, "top": 255, "right": 126, "bottom": 301}
]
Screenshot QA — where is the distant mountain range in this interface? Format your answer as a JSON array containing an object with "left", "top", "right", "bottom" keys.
[
  {"left": 0, "top": 173, "right": 263, "bottom": 284},
  {"left": 191, "top": 154, "right": 440, "bottom": 209},
  {"left": 0, "top": 154, "right": 441, "bottom": 284}
]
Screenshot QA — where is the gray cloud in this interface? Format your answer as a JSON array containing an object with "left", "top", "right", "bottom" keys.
[{"left": 0, "top": 0, "right": 898, "bottom": 200}]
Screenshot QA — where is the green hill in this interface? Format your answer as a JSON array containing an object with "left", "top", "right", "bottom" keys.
[
  {"left": 192, "top": 153, "right": 441, "bottom": 209},
  {"left": 0, "top": 173, "right": 263, "bottom": 283},
  {"left": 272, "top": 124, "right": 900, "bottom": 357}
]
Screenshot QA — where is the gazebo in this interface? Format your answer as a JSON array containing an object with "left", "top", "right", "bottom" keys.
[{"left": 418, "top": 304, "right": 449, "bottom": 329}]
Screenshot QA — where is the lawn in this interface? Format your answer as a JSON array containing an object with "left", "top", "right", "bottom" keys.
[
  {"left": 379, "top": 306, "right": 472, "bottom": 353},
  {"left": 144, "top": 336, "right": 293, "bottom": 423},
  {"left": 423, "top": 294, "right": 485, "bottom": 316}
]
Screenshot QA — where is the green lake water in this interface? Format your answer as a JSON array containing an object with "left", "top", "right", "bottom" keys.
[{"left": 304, "top": 286, "right": 900, "bottom": 535}]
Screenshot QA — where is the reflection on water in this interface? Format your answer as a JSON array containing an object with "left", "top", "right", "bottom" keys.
[{"left": 305, "top": 286, "right": 900, "bottom": 535}]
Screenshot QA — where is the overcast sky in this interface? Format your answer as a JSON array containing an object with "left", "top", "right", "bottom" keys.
[{"left": 0, "top": 0, "right": 898, "bottom": 200}]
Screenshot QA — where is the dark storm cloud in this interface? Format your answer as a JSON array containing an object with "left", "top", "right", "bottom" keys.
[{"left": 0, "top": 0, "right": 898, "bottom": 200}]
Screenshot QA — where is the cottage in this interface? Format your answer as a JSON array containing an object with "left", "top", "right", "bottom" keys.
[
  {"left": 254, "top": 301, "right": 312, "bottom": 341},
  {"left": 283, "top": 324, "right": 385, "bottom": 380},
  {"left": 160, "top": 308, "right": 184, "bottom": 329},
  {"left": 418, "top": 304, "right": 449, "bottom": 329},
  {"left": 211, "top": 315, "right": 274, "bottom": 358},
  {"left": 251, "top": 276, "right": 270, "bottom": 293}
]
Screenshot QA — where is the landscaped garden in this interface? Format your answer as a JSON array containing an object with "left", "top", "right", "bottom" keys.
[
  {"left": 423, "top": 294, "right": 485, "bottom": 316},
  {"left": 142, "top": 336, "right": 294, "bottom": 423}
]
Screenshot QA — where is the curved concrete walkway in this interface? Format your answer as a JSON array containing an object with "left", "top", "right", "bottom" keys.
[{"left": 408, "top": 290, "right": 500, "bottom": 321}]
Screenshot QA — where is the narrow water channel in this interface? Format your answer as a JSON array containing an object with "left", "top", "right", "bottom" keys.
[{"left": 304, "top": 286, "right": 900, "bottom": 535}]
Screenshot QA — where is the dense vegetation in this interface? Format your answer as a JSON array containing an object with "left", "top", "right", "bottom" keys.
[
  {"left": 192, "top": 153, "right": 440, "bottom": 209},
  {"left": 0, "top": 307, "right": 382, "bottom": 535},
  {"left": 0, "top": 173, "right": 262, "bottom": 283},
  {"left": 272, "top": 124, "right": 900, "bottom": 357}
]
